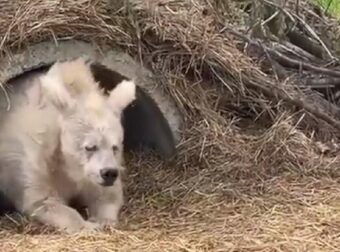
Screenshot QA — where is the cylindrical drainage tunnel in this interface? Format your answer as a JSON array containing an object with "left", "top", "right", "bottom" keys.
[{"left": 0, "top": 40, "right": 183, "bottom": 159}]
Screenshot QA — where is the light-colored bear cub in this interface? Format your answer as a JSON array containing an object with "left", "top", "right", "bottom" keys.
[{"left": 0, "top": 58, "right": 135, "bottom": 233}]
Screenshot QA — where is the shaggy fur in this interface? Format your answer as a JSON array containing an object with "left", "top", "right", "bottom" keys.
[{"left": 0, "top": 58, "right": 136, "bottom": 233}]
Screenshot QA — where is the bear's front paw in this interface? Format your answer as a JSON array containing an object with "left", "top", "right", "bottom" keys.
[
  {"left": 70, "top": 220, "right": 102, "bottom": 235},
  {"left": 89, "top": 217, "right": 118, "bottom": 230},
  {"left": 83, "top": 220, "right": 102, "bottom": 231}
]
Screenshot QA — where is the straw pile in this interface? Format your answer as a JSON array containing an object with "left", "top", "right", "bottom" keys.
[{"left": 1, "top": 0, "right": 340, "bottom": 251}]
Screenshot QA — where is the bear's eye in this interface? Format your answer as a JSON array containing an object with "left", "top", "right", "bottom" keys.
[
  {"left": 112, "top": 145, "right": 119, "bottom": 152},
  {"left": 85, "top": 145, "right": 98, "bottom": 152}
]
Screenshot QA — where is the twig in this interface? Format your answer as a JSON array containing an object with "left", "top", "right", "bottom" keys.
[
  {"left": 294, "top": 14, "right": 335, "bottom": 60},
  {"left": 277, "top": 41, "right": 321, "bottom": 63},
  {"left": 259, "top": 43, "right": 283, "bottom": 81},
  {"left": 268, "top": 49, "right": 340, "bottom": 78},
  {"left": 296, "top": 0, "right": 300, "bottom": 16},
  {"left": 261, "top": 10, "right": 280, "bottom": 26},
  {"left": 262, "top": 0, "right": 295, "bottom": 22},
  {"left": 286, "top": 29, "right": 324, "bottom": 59},
  {"left": 304, "top": 76, "right": 340, "bottom": 88},
  {"left": 263, "top": 0, "right": 336, "bottom": 60}
]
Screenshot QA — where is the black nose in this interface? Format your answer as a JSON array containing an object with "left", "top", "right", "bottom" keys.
[{"left": 100, "top": 168, "right": 118, "bottom": 186}]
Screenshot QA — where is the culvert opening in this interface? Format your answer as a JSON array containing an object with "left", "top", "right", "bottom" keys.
[
  {"left": 1, "top": 39, "right": 182, "bottom": 158},
  {"left": 0, "top": 39, "right": 183, "bottom": 215}
]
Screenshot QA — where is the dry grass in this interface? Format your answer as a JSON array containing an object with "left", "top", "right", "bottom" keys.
[{"left": 1, "top": 0, "right": 340, "bottom": 251}]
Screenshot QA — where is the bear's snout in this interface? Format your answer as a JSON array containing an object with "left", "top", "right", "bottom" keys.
[{"left": 100, "top": 168, "right": 118, "bottom": 186}]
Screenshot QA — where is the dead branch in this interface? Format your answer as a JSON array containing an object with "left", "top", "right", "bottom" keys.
[
  {"left": 229, "top": 28, "right": 340, "bottom": 78},
  {"left": 223, "top": 27, "right": 340, "bottom": 129},
  {"left": 286, "top": 28, "right": 324, "bottom": 59}
]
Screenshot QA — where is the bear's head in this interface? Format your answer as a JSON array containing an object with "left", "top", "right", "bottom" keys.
[{"left": 40, "top": 58, "right": 136, "bottom": 186}]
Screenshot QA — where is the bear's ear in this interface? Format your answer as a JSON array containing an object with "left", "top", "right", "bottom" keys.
[
  {"left": 39, "top": 63, "right": 76, "bottom": 114},
  {"left": 107, "top": 80, "right": 136, "bottom": 116}
]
